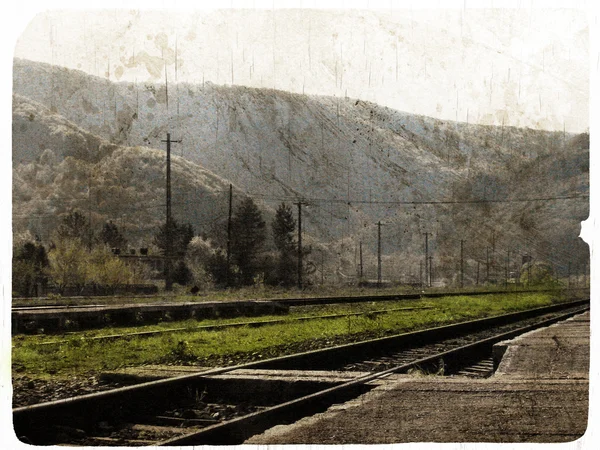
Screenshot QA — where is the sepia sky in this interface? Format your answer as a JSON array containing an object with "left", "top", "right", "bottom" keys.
[{"left": 12, "top": 2, "right": 590, "bottom": 133}]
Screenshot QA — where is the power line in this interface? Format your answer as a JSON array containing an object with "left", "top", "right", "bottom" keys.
[
  {"left": 246, "top": 193, "right": 588, "bottom": 205},
  {"left": 14, "top": 186, "right": 587, "bottom": 216}
]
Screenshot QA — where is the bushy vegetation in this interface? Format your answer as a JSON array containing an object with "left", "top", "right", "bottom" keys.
[
  {"left": 45, "top": 239, "right": 144, "bottom": 293},
  {"left": 12, "top": 197, "right": 321, "bottom": 295},
  {"left": 12, "top": 241, "right": 49, "bottom": 297},
  {"left": 13, "top": 211, "right": 152, "bottom": 296},
  {"left": 13, "top": 197, "right": 581, "bottom": 297}
]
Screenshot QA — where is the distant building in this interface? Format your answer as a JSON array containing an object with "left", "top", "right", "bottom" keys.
[{"left": 116, "top": 248, "right": 165, "bottom": 279}]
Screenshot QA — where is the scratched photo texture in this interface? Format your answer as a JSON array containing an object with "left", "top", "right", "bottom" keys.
[{"left": 11, "top": 4, "right": 590, "bottom": 447}]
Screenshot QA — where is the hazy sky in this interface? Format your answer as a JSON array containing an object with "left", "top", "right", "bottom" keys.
[
  {"left": 13, "top": 3, "right": 590, "bottom": 133},
  {"left": 12, "top": 4, "right": 591, "bottom": 132}
]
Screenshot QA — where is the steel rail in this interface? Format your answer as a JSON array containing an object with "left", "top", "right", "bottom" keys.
[
  {"left": 12, "top": 287, "right": 587, "bottom": 310},
  {"left": 13, "top": 299, "right": 589, "bottom": 445},
  {"left": 158, "top": 305, "right": 590, "bottom": 445}
]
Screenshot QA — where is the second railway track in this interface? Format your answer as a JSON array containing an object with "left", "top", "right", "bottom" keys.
[
  {"left": 13, "top": 288, "right": 588, "bottom": 335},
  {"left": 13, "top": 299, "right": 589, "bottom": 446}
]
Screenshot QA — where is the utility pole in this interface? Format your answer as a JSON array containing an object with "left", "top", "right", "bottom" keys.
[
  {"left": 359, "top": 241, "right": 364, "bottom": 279},
  {"left": 420, "top": 261, "right": 423, "bottom": 288},
  {"left": 295, "top": 201, "right": 305, "bottom": 289},
  {"left": 320, "top": 249, "right": 325, "bottom": 285},
  {"left": 226, "top": 183, "right": 233, "bottom": 287},
  {"left": 424, "top": 232, "right": 429, "bottom": 288},
  {"left": 460, "top": 239, "right": 465, "bottom": 288},
  {"left": 476, "top": 260, "right": 480, "bottom": 286},
  {"left": 505, "top": 249, "right": 510, "bottom": 288},
  {"left": 87, "top": 169, "right": 93, "bottom": 251},
  {"left": 429, "top": 256, "right": 434, "bottom": 287},
  {"left": 161, "top": 133, "right": 181, "bottom": 292},
  {"left": 377, "top": 221, "right": 382, "bottom": 287},
  {"left": 486, "top": 247, "right": 490, "bottom": 284}
]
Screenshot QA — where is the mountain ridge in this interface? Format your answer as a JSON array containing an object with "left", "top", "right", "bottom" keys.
[{"left": 12, "top": 59, "right": 589, "bottom": 283}]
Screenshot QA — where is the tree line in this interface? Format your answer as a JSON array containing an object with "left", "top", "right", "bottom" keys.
[{"left": 12, "top": 197, "right": 311, "bottom": 296}]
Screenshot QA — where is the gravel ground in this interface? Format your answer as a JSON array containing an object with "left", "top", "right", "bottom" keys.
[
  {"left": 13, "top": 309, "right": 581, "bottom": 407},
  {"left": 12, "top": 374, "right": 124, "bottom": 408},
  {"left": 12, "top": 330, "right": 384, "bottom": 407}
]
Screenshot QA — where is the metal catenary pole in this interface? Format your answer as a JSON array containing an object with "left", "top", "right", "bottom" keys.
[
  {"left": 296, "top": 202, "right": 304, "bottom": 289},
  {"left": 377, "top": 221, "right": 382, "bottom": 287},
  {"left": 460, "top": 239, "right": 465, "bottom": 288},
  {"left": 226, "top": 183, "right": 233, "bottom": 287},
  {"left": 161, "top": 133, "right": 181, "bottom": 292}
]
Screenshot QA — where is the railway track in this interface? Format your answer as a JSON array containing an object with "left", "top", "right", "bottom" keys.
[
  {"left": 13, "top": 287, "right": 588, "bottom": 334},
  {"left": 13, "top": 299, "right": 588, "bottom": 446},
  {"left": 13, "top": 287, "right": 585, "bottom": 311},
  {"left": 31, "top": 305, "right": 434, "bottom": 346}
]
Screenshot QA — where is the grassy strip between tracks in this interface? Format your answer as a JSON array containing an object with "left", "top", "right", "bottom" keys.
[{"left": 12, "top": 291, "right": 569, "bottom": 378}]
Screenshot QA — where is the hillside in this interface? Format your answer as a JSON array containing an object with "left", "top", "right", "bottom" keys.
[
  {"left": 12, "top": 94, "right": 253, "bottom": 249},
  {"left": 12, "top": 59, "right": 589, "bottom": 283}
]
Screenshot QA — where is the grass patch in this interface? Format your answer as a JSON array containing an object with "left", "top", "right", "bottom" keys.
[
  {"left": 13, "top": 299, "right": 437, "bottom": 344},
  {"left": 12, "top": 291, "right": 570, "bottom": 377}
]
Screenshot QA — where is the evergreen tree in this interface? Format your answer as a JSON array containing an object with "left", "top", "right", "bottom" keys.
[
  {"left": 153, "top": 220, "right": 194, "bottom": 258},
  {"left": 153, "top": 219, "right": 194, "bottom": 285},
  {"left": 56, "top": 210, "right": 92, "bottom": 244},
  {"left": 231, "top": 197, "right": 266, "bottom": 285},
  {"left": 12, "top": 241, "right": 49, "bottom": 296},
  {"left": 205, "top": 249, "right": 233, "bottom": 287},
  {"left": 270, "top": 203, "right": 297, "bottom": 287},
  {"left": 100, "top": 220, "right": 127, "bottom": 250},
  {"left": 172, "top": 260, "right": 193, "bottom": 285}
]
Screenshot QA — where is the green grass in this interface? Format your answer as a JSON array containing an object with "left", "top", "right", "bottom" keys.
[
  {"left": 12, "top": 291, "right": 569, "bottom": 377},
  {"left": 12, "top": 299, "right": 436, "bottom": 345}
]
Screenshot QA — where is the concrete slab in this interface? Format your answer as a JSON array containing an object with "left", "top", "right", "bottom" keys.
[
  {"left": 216, "top": 369, "right": 372, "bottom": 383},
  {"left": 494, "top": 313, "right": 590, "bottom": 379},
  {"left": 100, "top": 365, "right": 216, "bottom": 382},
  {"left": 101, "top": 365, "right": 376, "bottom": 384},
  {"left": 246, "top": 311, "right": 590, "bottom": 444}
]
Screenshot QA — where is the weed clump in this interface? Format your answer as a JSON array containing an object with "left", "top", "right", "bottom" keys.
[{"left": 165, "top": 340, "right": 198, "bottom": 363}]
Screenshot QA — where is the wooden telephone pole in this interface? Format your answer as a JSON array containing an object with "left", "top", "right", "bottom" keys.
[
  {"left": 295, "top": 201, "right": 306, "bottom": 289},
  {"left": 424, "top": 232, "right": 429, "bottom": 287},
  {"left": 460, "top": 239, "right": 465, "bottom": 288},
  {"left": 359, "top": 241, "right": 364, "bottom": 279},
  {"left": 226, "top": 184, "right": 233, "bottom": 287},
  {"left": 161, "top": 133, "right": 181, "bottom": 292},
  {"left": 377, "top": 221, "right": 382, "bottom": 287}
]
